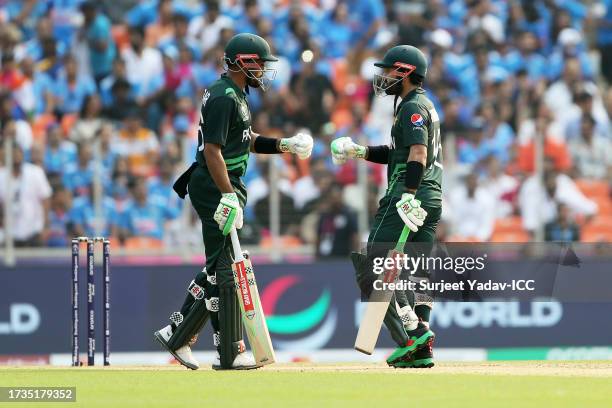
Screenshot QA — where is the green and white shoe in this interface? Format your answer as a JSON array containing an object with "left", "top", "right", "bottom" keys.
[
  {"left": 386, "top": 322, "right": 434, "bottom": 366},
  {"left": 391, "top": 337, "right": 434, "bottom": 368}
]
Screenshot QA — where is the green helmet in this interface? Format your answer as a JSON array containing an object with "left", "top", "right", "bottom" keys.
[
  {"left": 372, "top": 45, "right": 427, "bottom": 97},
  {"left": 374, "top": 45, "right": 427, "bottom": 78},
  {"left": 224, "top": 33, "right": 278, "bottom": 91},
  {"left": 224, "top": 33, "right": 278, "bottom": 64}
]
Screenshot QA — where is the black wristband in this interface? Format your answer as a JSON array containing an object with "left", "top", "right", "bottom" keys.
[
  {"left": 404, "top": 161, "right": 425, "bottom": 191},
  {"left": 253, "top": 136, "right": 281, "bottom": 154},
  {"left": 366, "top": 145, "right": 390, "bottom": 164}
]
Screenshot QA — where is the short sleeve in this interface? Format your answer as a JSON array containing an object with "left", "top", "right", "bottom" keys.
[
  {"left": 202, "top": 96, "right": 236, "bottom": 146},
  {"left": 35, "top": 166, "right": 52, "bottom": 200},
  {"left": 399, "top": 103, "right": 428, "bottom": 147}
]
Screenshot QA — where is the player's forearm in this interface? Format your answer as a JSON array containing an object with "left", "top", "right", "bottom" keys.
[
  {"left": 364, "top": 145, "right": 390, "bottom": 164},
  {"left": 251, "top": 134, "right": 312, "bottom": 159},
  {"left": 204, "top": 146, "right": 234, "bottom": 194},
  {"left": 250, "top": 135, "right": 282, "bottom": 154},
  {"left": 405, "top": 144, "right": 427, "bottom": 194}
]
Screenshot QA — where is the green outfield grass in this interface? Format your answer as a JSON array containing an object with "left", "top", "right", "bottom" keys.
[{"left": 1, "top": 362, "right": 611, "bottom": 408}]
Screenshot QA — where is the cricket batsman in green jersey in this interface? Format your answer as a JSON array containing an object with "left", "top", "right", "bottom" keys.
[
  {"left": 331, "top": 45, "right": 442, "bottom": 368},
  {"left": 154, "top": 33, "right": 313, "bottom": 370}
]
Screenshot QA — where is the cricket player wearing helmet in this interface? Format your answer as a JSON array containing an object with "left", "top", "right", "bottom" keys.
[
  {"left": 331, "top": 45, "right": 442, "bottom": 368},
  {"left": 154, "top": 33, "right": 313, "bottom": 370}
]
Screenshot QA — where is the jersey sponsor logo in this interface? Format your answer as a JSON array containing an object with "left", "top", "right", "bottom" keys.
[
  {"left": 242, "top": 128, "right": 251, "bottom": 142},
  {"left": 239, "top": 102, "right": 250, "bottom": 122},
  {"left": 410, "top": 113, "right": 424, "bottom": 126}
]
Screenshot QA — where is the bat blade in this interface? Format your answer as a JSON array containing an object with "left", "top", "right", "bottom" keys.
[
  {"left": 354, "top": 247, "right": 403, "bottom": 355},
  {"left": 232, "top": 257, "right": 276, "bottom": 366}
]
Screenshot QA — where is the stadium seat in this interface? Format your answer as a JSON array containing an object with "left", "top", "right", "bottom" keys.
[
  {"left": 490, "top": 230, "right": 530, "bottom": 242},
  {"left": 591, "top": 196, "right": 612, "bottom": 216},
  {"left": 123, "top": 237, "right": 164, "bottom": 250},
  {"left": 581, "top": 216, "right": 612, "bottom": 242},
  {"left": 260, "top": 235, "right": 302, "bottom": 248},
  {"left": 581, "top": 229, "right": 612, "bottom": 243},
  {"left": 446, "top": 235, "right": 482, "bottom": 243},
  {"left": 493, "top": 216, "right": 524, "bottom": 233},
  {"left": 575, "top": 179, "right": 610, "bottom": 199}
]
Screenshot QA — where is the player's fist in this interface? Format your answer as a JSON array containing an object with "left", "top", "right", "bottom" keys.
[
  {"left": 330, "top": 137, "right": 366, "bottom": 165},
  {"left": 280, "top": 132, "right": 313, "bottom": 159},
  {"left": 213, "top": 193, "right": 243, "bottom": 236},
  {"left": 396, "top": 193, "right": 427, "bottom": 233}
]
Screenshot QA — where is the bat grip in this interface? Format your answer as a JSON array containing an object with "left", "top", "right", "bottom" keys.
[
  {"left": 395, "top": 226, "right": 410, "bottom": 252},
  {"left": 230, "top": 228, "right": 244, "bottom": 261}
]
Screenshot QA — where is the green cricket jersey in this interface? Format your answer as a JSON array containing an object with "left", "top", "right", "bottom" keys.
[
  {"left": 386, "top": 88, "right": 443, "bottom": 207},
  {"left": 196, "top": 74, "right": 252, "bottom": 178}
]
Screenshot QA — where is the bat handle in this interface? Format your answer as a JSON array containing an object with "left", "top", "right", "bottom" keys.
[
  {"left": 230, "top": 228, "right": 244, "bottom": 262},
  {"left": 395, "top": 226, "right": 410, "bottom": 252}
]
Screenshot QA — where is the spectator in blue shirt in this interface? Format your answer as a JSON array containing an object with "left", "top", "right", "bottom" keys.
[
  {"left": 548, "top": 28, "right": 593, "bottom": 80},
  {"left": 62, "top": 142, "right": 95, "bottom": 197},
  {"left": 46, "top": 185, "right": 73, "bottom": 247},
  {"left": 346, "top": 0, "right": 385, "bottom": 49},
  {"left": 79, "top": 2, "right": 116, "bottom": 83},
  {"left": 53, "top": 54, "right": 96, "bottom": 114},
  {"left": 126, "top": 0, "right": 159, "bottom": 27},
  {"left": 480, "top": 102, "right": 515, "bottom": 164},
  {"left": 159, "top": 13, "right": 201, "bottom": 61},
  {"left": 49, "top": 0, "right": 86, "bottom": 48},
  {"left": 148, "top": 156, "right": 180, "bottom": 210},
  {"left": 17, "top": 16, "right": 66, "bottom": 62},
  {"left": 544, "top": 203, "right": 580, "bottom": 242},
  {"left": 44, "top": 123, "right": 77, "bottom": 175},
  {"left": 323, "top": 3, "right": 352, "bottom": 59},
  {"left": 458, "top": 120, "right": 491, "bottom": 165},
  {"left": 20, "top": 57, "right": 54, "bottom": 115},
  {"left": 69, "top": 190, "right": 118, "bottom": 238},
  {"left": 121, "top": 177, "right": 180, "bottom": 240}
]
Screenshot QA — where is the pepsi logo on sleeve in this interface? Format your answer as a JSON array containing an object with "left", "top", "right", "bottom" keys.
[{"left": 410, "top": 113, "right": 424, "bottom": 126}]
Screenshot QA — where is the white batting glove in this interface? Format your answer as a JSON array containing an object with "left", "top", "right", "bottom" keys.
[
  {"left": 396, "top": 193, "right": 427, "bottom": 233},
  {"left": 213, "top": 193, "right": 243, "bottom": 236},
  {"left": 330, "top": 137, "right": 366, "bottom": 165},
  {"left": 279, "top": 132, "right": 313, "bottom": 159}
]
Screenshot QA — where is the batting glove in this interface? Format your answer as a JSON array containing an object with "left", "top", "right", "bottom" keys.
[
  {"left": 330, "top": 137, "right": 366, "bottom": 165},
  {"left": 213, "top": 193, "right": 243, "bottom": 236},
  {"left": 396, "top": 193, "right": 427, "bottom": 233},
  {"left": 279, "top": 132, "right": 313, "bottom": 159}
]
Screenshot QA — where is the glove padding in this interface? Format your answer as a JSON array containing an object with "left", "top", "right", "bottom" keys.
[
  {"left": 280, "top": 132, "right": 313, "bottom": 159},
  {"left": 213, "top": 193, "right": 243, "bottom": 236},
  {"left": 395, "top": 193, "right": 427, "bottom": 233},
  {"left": 330, "top": 136, "right": 367, "bottom": 165}
]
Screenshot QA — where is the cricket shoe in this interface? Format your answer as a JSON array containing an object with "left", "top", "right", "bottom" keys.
[
  {"left": 391, "top": 337, "right": 434, "bottom": 368},
  {"left": 386, "top": 322, "right": 435, "bottom": 366},
  {"left": 154, "top": 325, "right": 200, "bottom": 370},
  {"left": 212, "top": 351, "right": 260, "bottom": 370}
]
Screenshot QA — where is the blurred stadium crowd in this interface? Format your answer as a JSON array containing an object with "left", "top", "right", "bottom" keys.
[{"left": 0, "top": 0, "right": 611, "bottom": 256}]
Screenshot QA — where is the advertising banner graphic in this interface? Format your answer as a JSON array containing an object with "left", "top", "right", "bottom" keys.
[{"left": 1, "top": 256, "right": 612, "bottom": 354}]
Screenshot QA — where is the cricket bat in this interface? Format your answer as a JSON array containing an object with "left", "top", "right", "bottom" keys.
[
  {"left": 230, "top": 228, "right": 276, "bottom": 366},
  {"left": 354, "top": 226, "right": 410, "bottom": 355}
]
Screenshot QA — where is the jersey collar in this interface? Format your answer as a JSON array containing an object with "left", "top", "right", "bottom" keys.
[
  {"left": 221, "top": 74, "right": 246, "bottom": 98},
  {"left": 395, "top": 87, "right": 424, "bottom": 115}
]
